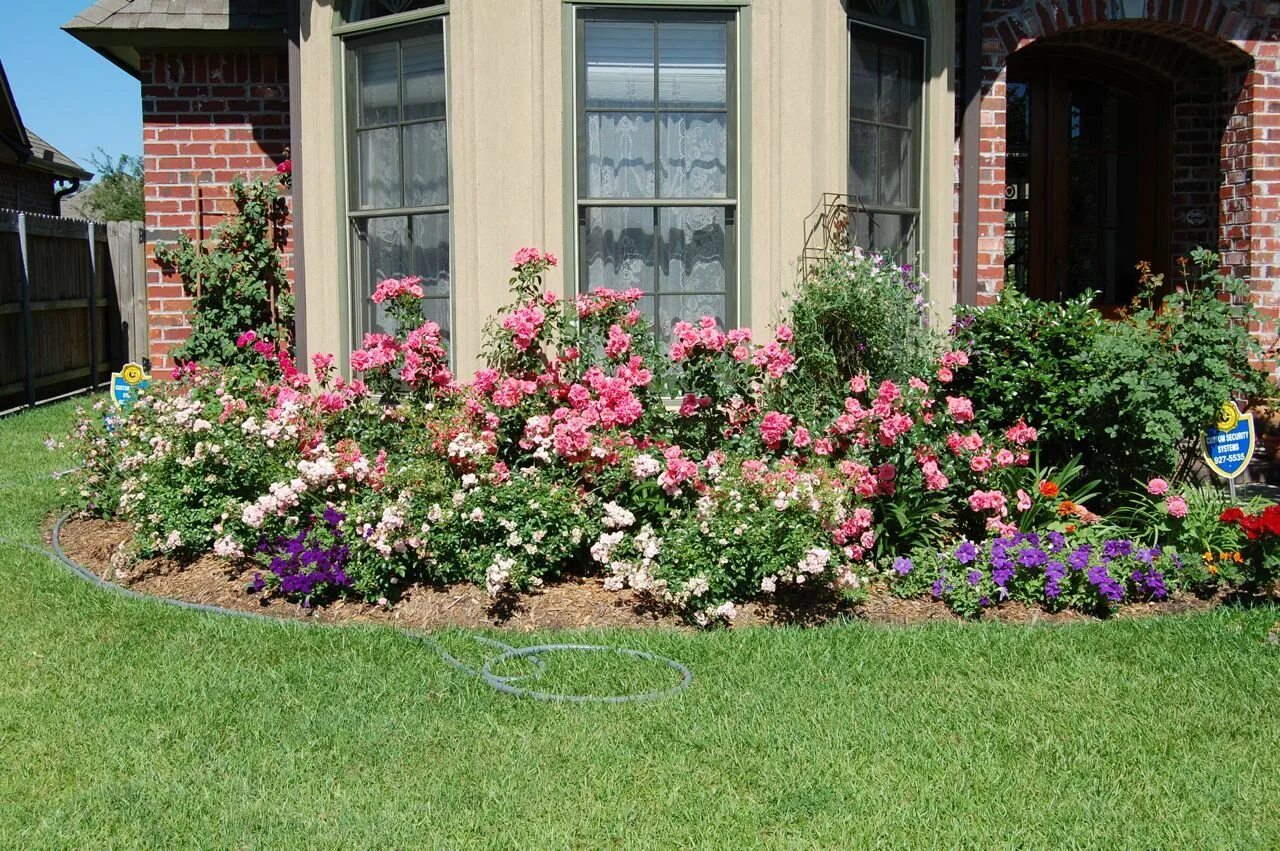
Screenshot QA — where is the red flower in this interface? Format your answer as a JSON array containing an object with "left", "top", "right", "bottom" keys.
[{"left": 1220, "top": 507, "right": 1245, "bottom": 524}]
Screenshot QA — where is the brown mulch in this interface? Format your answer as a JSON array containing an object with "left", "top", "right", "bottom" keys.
[{"left": 48, "top": 516, "right": 1222, "bottom": 631}]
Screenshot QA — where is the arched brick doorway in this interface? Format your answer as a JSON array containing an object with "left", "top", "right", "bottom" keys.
[
  {"left": 1003, "top": 26, "right": 1250, "bottom": 305},
  {"left": 969, "top": 2, "right": 1268, "bottom": 306}
]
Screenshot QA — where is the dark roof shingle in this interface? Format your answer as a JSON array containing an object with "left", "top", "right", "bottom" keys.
[{"left": 22, "top": 129, "right": 94, "bottom": 181}]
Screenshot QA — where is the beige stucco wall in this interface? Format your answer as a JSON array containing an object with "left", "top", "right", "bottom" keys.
[{"left": 300, "top": 0, "right": 955, "bottom": 373}]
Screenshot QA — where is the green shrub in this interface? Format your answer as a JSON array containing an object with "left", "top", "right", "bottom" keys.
[
  {"left": 951, "top": 250, "right": 1274, "bottom": 491},
  {"left": 155, "top": 176, "right": 293, "bottom": 368},
  {"left": 784, "top": 248, "right": 939, "bottom": 412}
]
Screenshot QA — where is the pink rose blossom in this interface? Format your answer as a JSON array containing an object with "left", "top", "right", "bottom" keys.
[
  {"left": 759, "top": 411, "right": 794, "bottom": 450},
  {"left": 946, "top": 396, "right": 975, "bottom": 423}
]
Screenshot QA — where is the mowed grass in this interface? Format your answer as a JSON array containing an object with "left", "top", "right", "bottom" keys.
[{"left": 2, "top": 401, "right": 1280, "bottom": 848}]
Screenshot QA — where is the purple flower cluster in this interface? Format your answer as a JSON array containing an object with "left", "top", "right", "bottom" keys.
[
  {"left": 254, "top": 509, "right": 352, "bottom": 603},
  {"left": 1087, "top": 565, "right": 1126, "bottom": 603},
  {"left": 924, "top": 533, "right": 1177, "bottom": 616}
]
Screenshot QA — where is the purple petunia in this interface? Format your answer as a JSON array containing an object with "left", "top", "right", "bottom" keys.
[
  {"left": 1131, "top": 568, "right": 1168, "bottom": 599},
  {"left": 1102, "top": 540, "right": 1133, "bottom": 563},
  {"left": 1018, "top": 547, "right": 1048, "bottom": 568},
  {"left": 955, "top": 540, "right": 978, "bottom": 565},
  {"left": 1087, "top": 565, "right": 1125, "bottom": 603},
  {"left": 893, "top": 556, "right": 914, "bottom": 576},
  {"left": 967, "top": 569, "right": 983, "bottom": 586}
]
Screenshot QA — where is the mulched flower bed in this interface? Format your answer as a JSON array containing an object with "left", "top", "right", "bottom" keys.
[{"left": 51, "top": 516, "right": 1220, "bottom": 631}]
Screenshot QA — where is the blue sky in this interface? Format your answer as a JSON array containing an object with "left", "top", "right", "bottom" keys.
[{"left": 0, "top": 0, "right": 142, "bottom": 177}]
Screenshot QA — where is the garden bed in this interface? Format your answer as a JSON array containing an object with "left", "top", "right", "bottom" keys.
[{"left": 52, "top": 515, "right": 1220, "bottom": 630}]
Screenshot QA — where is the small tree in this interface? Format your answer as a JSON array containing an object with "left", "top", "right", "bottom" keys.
[
  {"left": 154, "top": 176, "right": 293, "bottom": 367},
  {"left": 82, "top": 150, "right": 144, "bottom": 222}
]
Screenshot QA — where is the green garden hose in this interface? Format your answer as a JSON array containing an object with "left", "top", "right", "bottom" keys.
[{"left": 1, "top": 510, "right": 692, "bottom": 705}]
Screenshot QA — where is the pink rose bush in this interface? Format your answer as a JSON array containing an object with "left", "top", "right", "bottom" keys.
[{"left": 71, "top": 246, "right": 1121, "bottom": 622}]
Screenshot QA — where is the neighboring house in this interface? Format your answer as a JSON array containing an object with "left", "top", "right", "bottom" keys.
[
  {"left": 0, "top": 59, "right": 92, "bottom": 216},
  {"left": 63, "top": 0, "right": 1280, "bottom": 375}
]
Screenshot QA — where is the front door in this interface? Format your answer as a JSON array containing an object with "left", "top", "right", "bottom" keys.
[{"left": 1005, "top": 54, "right": 1171, "bottom": 306}]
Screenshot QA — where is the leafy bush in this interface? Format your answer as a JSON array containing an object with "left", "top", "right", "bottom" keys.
[
  {"left": 81, "top": 150, "right": 144, "bottom": 222},
  {"left": 784, "top": 248, "right": 938, "bottom": 414},
  {"left": 951, "top": 251, "right": 1274, "bottom": 489},
  {"left": 154, "top": 176, "right": 293, "bottom": 369}
]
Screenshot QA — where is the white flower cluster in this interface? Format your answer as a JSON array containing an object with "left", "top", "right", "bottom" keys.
[
  {"left": 631, "top": 454, "right": 660, "bottom": 479},
  {"left": 762, "top": 546, "right": 833, "bottom": 591},
  {"left": 241, "top": 479, "right": 305, "bottom": 528},
  {"left": 447, "top": 431, "right": 488, "bottom": 461},
  {"left": 601, "top": 501, "right": 635, "bottom": 530},
  {"left": 486, "top": 557, "right": 515, "bottom": 597}
]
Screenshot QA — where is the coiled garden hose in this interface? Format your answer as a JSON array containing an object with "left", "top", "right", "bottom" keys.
[{"left": 1, "top": 510, "right": 692, "bottom": 704}]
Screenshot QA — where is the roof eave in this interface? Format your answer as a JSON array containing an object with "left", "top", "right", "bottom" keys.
[{"left": 63, "top": 26, "right": 289, "bottom": 77}]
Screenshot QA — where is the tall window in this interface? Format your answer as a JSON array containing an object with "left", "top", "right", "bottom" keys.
[
  {"left": 344, "top": 14, "right": 450, "bottom": 342},
  {"left": 575, "top": 10, "right": 737, "bottom": 341},
  {"left": 847, "top": 0, "right": 925, "bottom": 259}
]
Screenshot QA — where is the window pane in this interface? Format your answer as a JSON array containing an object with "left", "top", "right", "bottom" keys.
[
  {"left": 879, "top": 126, "right": 912, "bottom": 207},
  {"left": 409, "top": 213, "right": 451, "bottom": 299},
  {"left": 583, "top": 206, "right": 656, "bottom": 293},
  {"left": 421, "top": 297, "right": 451, "bottom": 343},
  {"left": 359, "top": 216, "right": 410, "bottom": 335},
  {"left": 658, "top": 22, "right": 727, "bottom": 109},
  {"left": 879, "top": 42, "right": 919, "bottom": 126},
  {"left": 402, "top": 31, "right": 446, "bottom": 121},
  {"left": 586, "top": 112, "right": 656, "bottom": 198},
  {"left": 358, "top": 127, "right": 401, "bottom": 209},
  {"left": 355, "top": 214, "right": 451, "bottom": 338},
  {"left": 850, "top": 37, "right": 877, "bottom": 122},
  {"left": 659, "top": 113, "right": 727, "bottom": 198},
  {"left": 849, "top": 122, "right": 878, "bottom": 203},
  {"left": 403, "top": 120, "right": 448, "bottom": 206},
  {"left": 585, "top": 21, "right": 655, "bottom": 109},
  {"left": 657, "top": 293, "right": 726, "bottom": 342},
  {"left": 659, "top": 206, "right": 726, "bottom": 293},
  {"left": 858, "top": 210, "right": 916, "bottom": 257},
  {"left": 357, "top": 44, "right": 399, "bottom": 126}
]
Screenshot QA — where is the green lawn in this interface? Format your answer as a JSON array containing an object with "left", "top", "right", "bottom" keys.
[{"left": 3, "top": 401, "right": 1280, "bottom": 848}]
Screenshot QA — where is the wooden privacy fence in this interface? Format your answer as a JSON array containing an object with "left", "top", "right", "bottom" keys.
[{"left": 0, "top": 212, "right": 146, "bottom": 412}]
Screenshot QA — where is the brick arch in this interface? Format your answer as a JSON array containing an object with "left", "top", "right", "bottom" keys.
[
  {"left": 971, "top": 0, "right": 1280, "bottom": 341},
  {"left": 986, "top": 0, "right": 1270, "bottom": 65}
]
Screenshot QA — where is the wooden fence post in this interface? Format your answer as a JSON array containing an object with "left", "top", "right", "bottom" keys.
[
  {"left": 17, "top": 213, "right": 33, "bottom": 409},
  {"left": 87, "top": 221, "right": 98, "bottom": 391}
]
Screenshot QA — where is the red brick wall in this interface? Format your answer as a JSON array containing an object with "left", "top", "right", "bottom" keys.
[
  {"left": 0, "top": 162, "right": 59, "bottom": 216},
  {"left": 141, "top": 50, "right": 291, "bottom": 374},
  {"left": 967, "top": 0, "right": 1280, "bottom": 366}
]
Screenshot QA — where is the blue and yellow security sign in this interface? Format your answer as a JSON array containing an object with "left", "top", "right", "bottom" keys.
[
  {"left": 110, "top": 362, "right": 150, "bottom": 411},
  {"left": 1201, "top": 401, "right": 1255, "bottom": 480}
]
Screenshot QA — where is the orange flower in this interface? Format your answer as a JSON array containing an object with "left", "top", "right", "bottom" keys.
[
  {"left": 1208, "top": 564, "right": 1219, "bottom": 575},
  {"left": 1203, "top": 552, "right": 1214, "bottom": 563},
  {"left": 1056, "top": 500, "right": 1077, "bottom": 517},
  {"left": 1064, "top": 523, "right": 1078, "bottom": 533},
  {"left": 1039, "top": 481, "right": 1060, "bottom": 498}
]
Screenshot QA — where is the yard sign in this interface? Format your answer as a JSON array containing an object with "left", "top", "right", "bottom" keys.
[
  {"left": 110, "top": 362, "right": 150, "bottom": 411},
  {"left": 1201, "top": 401, "right": 1255, "bottom": 481}
]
